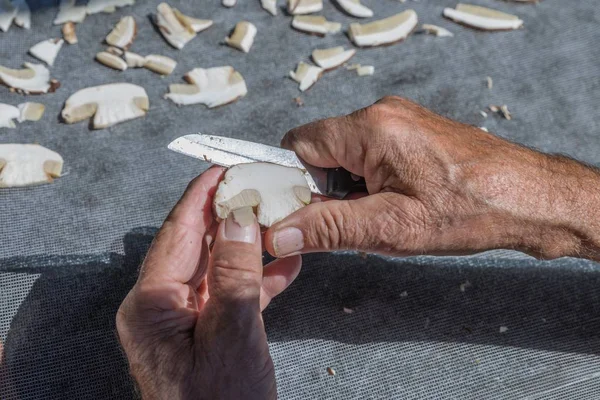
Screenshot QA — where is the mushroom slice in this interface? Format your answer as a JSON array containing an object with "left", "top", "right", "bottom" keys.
[
  {"left": 86, "top": 0, "right": 135, "bottom": 14},
  {"left": 214, "top": 163, "right": 311, "bottom": 227},
  {"left": 357, "top": 65, "right": 374, "bottom": 76},
  {"left": 443, "top": 4, "right": 523, "bottom": 31},
  {"left": 18, "top": 102, "right": 45, "bottom": 122},
  {"left": 28, "top": 39, "right": 64, "bottom": 67},
  {"left": 421, "top": 23, "right": 453, "bottom": 37},
  {"left": 0, "top": 103, "right": 19, "bottom": 128},
  {"left": 349, "top": 10, "right": 418, "bottom": 47},
  {"left": 288, "top": 0, "right": 322, "bottom": 15},
  {"left": 95, "top": 51, "right": 128, "bottom": 71},
  {"left": 144, "top": 55, "right": 176, "bottom": 75},
  {"left": 222, "top": 0, "right": 236, "bottom": 7},
  {"left": 106, "top": 46, "right": 124, "bottom": 56},
  {"left": 106, "top": 16, "right": 137, "bottom": 50},
  {"left": 62, "top": 22, "right": 78, "bottom": 44},
  {"left": 0, "top": 0, "right": 16, "bottom": 32},
  {"left": 165, "top": 66, "right": 247, "bottom": 108},
  {"left": 292, "top": 16, "right": 341, "bottom": 36},
  {"left": 13, "top": 0, "right": 30, "bottom": 29},
  {"left": 124, "top": 51, "right": 146, "bottom": 67},
  {"left": 334, "top": 0, "right": 373, "bottom": 18},
  {"left": 172, "top": 8, "right": 212, "bottom": 33},
  {"left": 225, "top": 21, "right": 257, "bottom": 53},
  {"left": 53, "top": 0, "right": 87, "bottom": 25},
  {"left": 312, "top": 46, "right": 356, "bottom": 70},
  {"left": 261, "top": 0, "right": 277, "bottom": 16},
  {"left": 289, "top": 62, "right": 323, "bottom": 92},
  {"left": 0, "top": 144, "right": 63, "bottom": 188},
  {"left": 61, "top": 83, "right": 149, "bottom": 129},
  {"left": 0, "top": 63, "right": 58, "bottom": 94},
  {"left": 155, "top": 2, "right": 196, "bottom": 49}
]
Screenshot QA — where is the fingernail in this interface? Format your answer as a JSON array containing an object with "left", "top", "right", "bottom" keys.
[
  {"left": 273, "top": 227, "right": 304, "bottom": 257},
  {"left": 224, "top": 216, "right": 257, "bottom": 244}
]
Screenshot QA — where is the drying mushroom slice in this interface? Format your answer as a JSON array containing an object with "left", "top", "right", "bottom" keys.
[
  {"left": 106, "top": 46, "right": 124, "bottom": 56},
  {"left": 289, "top": 62, "right": 323, "bottom": 92},
  {"left": 421, "top": 23, "right": 453, "bottom": 37},
  {"left": 124, "top": 51, "right": 146, "bottom": 67},
  {"left": 225, "top": 21, "right": 257, "bottom": 53},
  {"left": 0, "top": 0, "right": 16, "bottom": 32},
  {"left": 334, "top": 0, "right": 373, "bottom": 18},
  {"left": 172, "top": 8, "right": 212, "bottom": 33},
  {"left": 86, "top": 0, "right": 135, "bottom": 14},
  {"left": 62, "top": 22, "right": 78, "bottom": 44},
  {"left": 0, "top": 103, "right": 19, "bottom": 128},
  {"left": 17, "top": 102, "right": 45, "bottom": 122},
  {"left": 96, "top": 52, "right": 127, "bottom": 71},
  {"left": 144, "top": 55, "right": 176, "bottom": 75},
  {"left": 105, "top": 16, "right": 136, "bottom": 49},
  {"left": 165, "top": 66, "right": 247, "bottom": 108},
  {"left": 13, "top": 0, "right": 30, "bottom": 29},
  {"left": 29, "top": 39, "right": 64, "bottom": 67},
  {"left": 261, "top": 0, "right": 277, "bottom": 16},
  {"left": 0, "top": 144, "right": 63, "bottom": 188},
  {"left": 312, "top": 47, "right": 356, "bottom": 70},
  {"left": 53, "top": 0, "right": 87, "bottom": 25},
  {"left": 357, "top": 65, "right": 374, "bottom": 76},
  {"left": 155, "top": 2, "right": 196, "bottom": 49},
  {"left": 349, "top": 9, "right": 418, "bottom": 47},
  {"left": 0, "top": 63, "right": 58, "bottom": 94},
  {"left": 288, "top": 0, "right": 322, "bottom": 15},
  {"left": 222, "top": 0, "right": 236, "bottom": 7},
  {"left": 61, "top": 83, "right": 149, "bottom": 129},
  {"left": 443, "top": 4, "right": 523, "bottom": 31},
  {"left": 291, "top": 16, "right": 341, "bottom": 36},
  {"left": 213, "top": 163, "right": 311, "bottom": 227}
]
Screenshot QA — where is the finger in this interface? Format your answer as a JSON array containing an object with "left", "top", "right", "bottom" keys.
[
  {"left": 265, "top": 192, "right": 414, "bottom": 257},
  {"left": 208, "top": 213, "right": 263, "bottom": 311},
  {"left": 138, "top": 166, "right": 224, "bottom": 285},
  {"left": 260, "top": 255, "right": 302, "bottom": 311}
]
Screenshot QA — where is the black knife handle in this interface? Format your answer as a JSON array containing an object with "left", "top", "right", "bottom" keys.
[{"left": 326, "top": 168, "right": 367, "bottom": 199}]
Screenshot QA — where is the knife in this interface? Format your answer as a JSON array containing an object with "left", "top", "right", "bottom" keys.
[{"left": 168, "top": 134, "right": 367, "bottom": 199}]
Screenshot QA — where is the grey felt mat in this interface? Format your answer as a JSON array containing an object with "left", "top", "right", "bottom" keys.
[{"left": 1, "top": 0, "right": 599, "bottom": 398}]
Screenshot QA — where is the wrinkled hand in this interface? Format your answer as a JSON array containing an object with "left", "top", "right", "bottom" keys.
[
  {"left": 117, "top": 167, "right": 301, "bottom": 400},
  {"left": 266, "top": 96, "right": 600, "bottom": 260}
]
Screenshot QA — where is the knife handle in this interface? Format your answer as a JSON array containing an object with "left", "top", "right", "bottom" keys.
[{"left": 326, "top": 168, "right": 367, "bottom": 199}]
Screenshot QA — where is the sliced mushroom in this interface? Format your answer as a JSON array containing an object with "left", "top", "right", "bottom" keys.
[
  {"left": 261, "top": 0, "right": 277, "bottom": 16},
  {"left": 225, "top": 21, "right": 257, "bottom": 53},
  {"left": 312, "top": 46, "right": 356, "bottom": 70},
  {"left": 0, "top": 0, "right": 16, "bottom": 32},
  {"left": 13, "top": 0, "right": 30, "bottom": 29},
  {"left": 172, "top": 8, "right": 212, "bottom": 33},
  {"left": 443, "top": 4, "right": 523, "bottom": 31},
  {"left": 357, "top": 65, "right": 374, "bottom": 76},
  {"left": 28, "top": 39, "right": 64, "bottom": 67},
  {"left": 144, "top": 55, "right": 177, "bottom": 75},
  {"left": 349, "top": 9, "right": 418, "bottom": 47},
  {"left": 53, "top": 0, "right": 87, "bottom": 25},
  {"left": 61, "top": 83, "right": 149, "bottom": 129},
  {"left": 86, "top": 0, "right": 135, "bottom": 14},
  {"left": 124, "top": 51, "right": 146, "bottom": 67},
  {"left": 0, "top": 144, "right": 63, "bottom": 188},
  {"left": 165, "top": 66, "right": 248, "bottom": 108},
  {"left": 421, "top": 23, "right": 453, "bottom": 37},
  {"left": 334, "top": 0, "right": 373, "bottom": 18},
  {"left": 154, "top": 2, "right": 196, "bottom": 49},
  {"left": 289, "top": 62, "right": 323, "bottom": 91},
  {"left": 0, "top": 63, "right": 59, "bottom": 94},
  {"left": 96, "top": 52, "right": 128, "bottom": 71},
  {"left": 222, "top": 0, "right": 236, "bottom": 7},
  {"left": 214, "top": 162, "right": 311, "bottom": 227},
  {"left": 17, "top": 102, "right": 45, "bottom": 122},
  {"left": 106, "top": 46, "right": 124, "bottom": 56},
  {"left": 291, "top": 16, "right": 341, "bottom": 36},
  {"left": 0, "top": 103, "right": 19, "bottom": 128},
  {"left": 62, "top": 22, "right": 78, "bottom": 44},
  {"left": 288, "top": 0, "right": 322, "bottom": 15},
  {"left": 106, "top": 16, "right": 136, "bottom": 50}
]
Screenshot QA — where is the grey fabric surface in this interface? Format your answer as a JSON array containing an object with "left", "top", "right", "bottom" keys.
[{"left": 1, "top": 0, "right": 599, "bottom": 399}]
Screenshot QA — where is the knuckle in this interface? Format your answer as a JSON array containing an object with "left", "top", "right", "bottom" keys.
[{"left": 307, "top": 203, "right": 359, "bottom": 250}]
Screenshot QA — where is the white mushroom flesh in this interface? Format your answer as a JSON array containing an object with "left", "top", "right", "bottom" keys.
[
  {"left": 335, "top": 0, "right": 373, "bottom": 18},
  {"left": 62, "top": 22, "right": 78, "bottom": 44},
  {"left": 222, "top": 0, "right": 237, "bottom": 7},
  {"left": 106, "top": 16, "right": 136, "bottom": 49},
  {"left": 172, "top": 8, "right": 212, "bottom": 33},
  {"left": 53, "top": 0, "right": 87, "bottom": 25},
  {"left": 225, "top": 21, "right": 257, "bottom": 53},
  {"left": 443, "top": 4, "right": 523, "bottom": 31},
  {"left": 357, "top": 65, "right": 374, "bottom": 76},
  {"left": 28, "top": 39, "right": 64, "bottom": 67},
  {"left": 349, "top": 10, "right": 418, "bottom": 47},
  {"left": 312, "top": 47, "right": 356, "bottom": 70},
  {"left": 155, "top": 2, "right": 196, "bottom": 49},
  {"left": 288, "top": 0, "right": 322, "bottom": 15},
  {"left": 0, "top": 144, "right": 63, "bottom": 188},
  {"left": 165, "top": 66, "right": 247, "bottom": 108},
  {"left": 96, "top": 52, "right": 128, "bottom": 71},
  {"left": 0, "top": 103, "right": 19, "bottom": 128},
  {"left": 261, "top": 0, "right": 277, "bottom": 16},
  {"left": 144, "top": 54, "right": 177, "bottom": 75},
  {"left": 61, "top": 83, "right": 149, "bottom": 129},
  {"left": 86, "top": 0, "right": 135, "bottom": 14},
  {"left": 421, "top": 23, "right": 453, "bottom": 37},
  {"left": 13, "top": 0, "right": 30, "bottom": 29},
  {"left": 292, "top": 16, "right": 340, "bottom": 36},
  {"left": 0, "top": 0, "right": 16, "bottom": 32},
  {"left": 214, "top": 162, "right": 311, "bottom": 227},
  {"left": 289, "top": 62, "right": 323, "bottom": 92},
  {"left": 0, "top": 63, "right": 58, "bottom": 94},
  {"left": 124, "top": 51, "right": 146, "bottom": 67},
  {"left": 17, "top": 102, "right": 45, "bottom": 122}
]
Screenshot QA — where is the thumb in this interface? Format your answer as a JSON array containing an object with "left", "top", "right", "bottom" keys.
[{"left": 209, "top": 213, "right": 263, "bottom": 309}]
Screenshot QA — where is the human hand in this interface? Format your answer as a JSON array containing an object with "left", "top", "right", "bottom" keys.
[
  {"left": 117, "top": 167, "right": 301, "bottom": 400},
  {"left": 265, "top": 96, "right": 600, "bottom": 260}
]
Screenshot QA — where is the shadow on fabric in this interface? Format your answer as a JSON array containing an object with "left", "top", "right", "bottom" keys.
[{"left": 1, "top": 228, "right": 600, "bottom": 399}]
